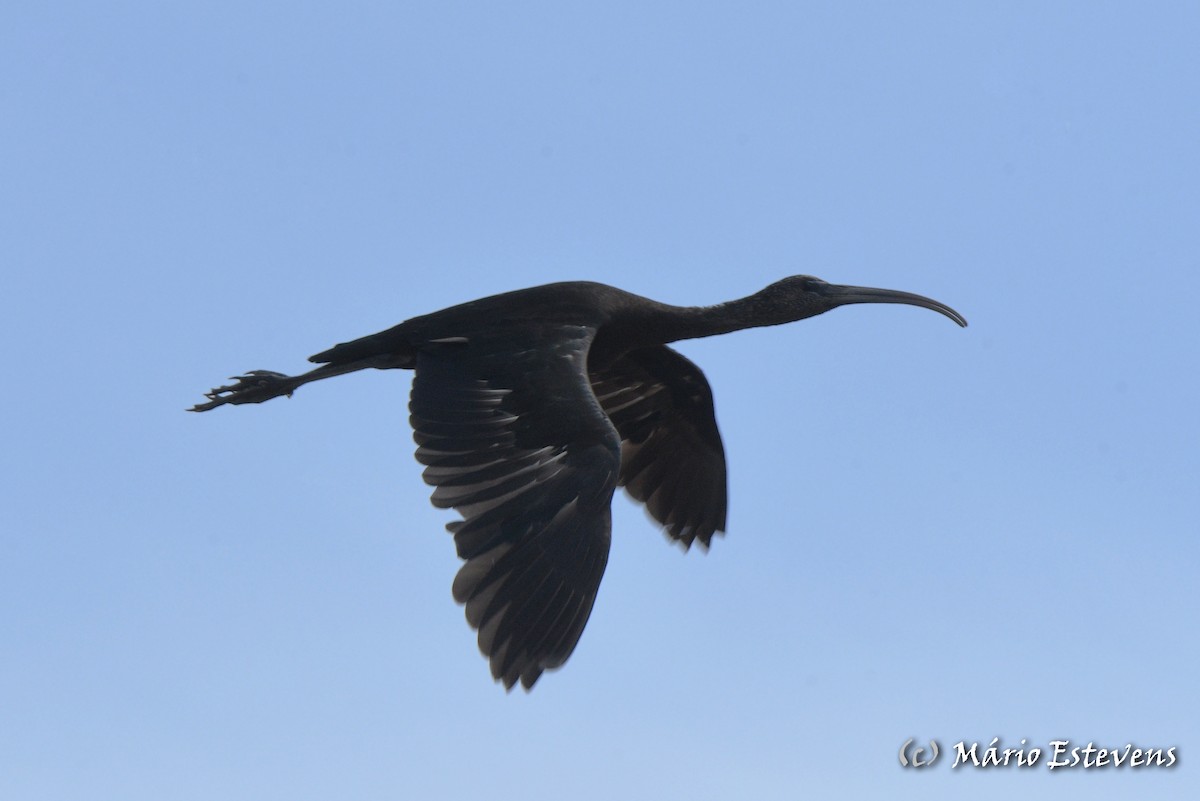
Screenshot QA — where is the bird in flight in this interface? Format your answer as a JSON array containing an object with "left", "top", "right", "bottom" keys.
[{"left": 191, "top": 276, "right": 966, "bottom": 689}]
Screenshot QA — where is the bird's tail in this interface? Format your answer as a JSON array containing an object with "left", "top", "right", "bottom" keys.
[{"left": 308, "top": 322, "right": 416, "bottom": 367}]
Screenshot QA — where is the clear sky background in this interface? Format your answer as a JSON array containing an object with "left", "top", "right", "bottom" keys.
[{"left": 3, "top": 3, "right": 1197, "bottom": 799}]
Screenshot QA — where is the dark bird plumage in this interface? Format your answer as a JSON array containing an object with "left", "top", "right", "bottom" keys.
[{"left": 190, "top": 276, "right": 966, "bottom": 689}]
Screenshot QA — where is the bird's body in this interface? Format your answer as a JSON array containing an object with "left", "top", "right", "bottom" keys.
[{"left": 191, "top": 276, "right": 965, "bottom": 689}]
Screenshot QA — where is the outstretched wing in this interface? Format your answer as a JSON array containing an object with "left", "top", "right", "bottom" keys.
[
  {"left": 409, "top": 327, "right": 621, "bottom": 690},
  {"left": 590, "top": 345, "right": 727, "bottom": 549}
]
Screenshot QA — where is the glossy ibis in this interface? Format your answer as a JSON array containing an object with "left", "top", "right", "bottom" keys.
[{"left": 190, "top": 276, "right": 966, "bottom": 689}]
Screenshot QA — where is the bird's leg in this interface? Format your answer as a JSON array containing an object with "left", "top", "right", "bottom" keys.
[{"left": 188, "top": 355, "right": 400, "bottom": 412}]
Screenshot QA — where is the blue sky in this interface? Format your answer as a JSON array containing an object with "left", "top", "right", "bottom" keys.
[{"left": 3, "top": 2, "right": 1197, "bottom": 799}]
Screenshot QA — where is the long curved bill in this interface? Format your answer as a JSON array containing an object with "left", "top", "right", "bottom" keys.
[{"left": 820, "top": 283, "right": 968, "bottom": 327}]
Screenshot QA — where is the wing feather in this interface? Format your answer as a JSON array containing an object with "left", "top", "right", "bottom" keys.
[
  {"left": 590, "top": 345, "right": 728, "bottom": 549},
  {"left": 410, "top": 327, "right": 620, "bottom": 690}
]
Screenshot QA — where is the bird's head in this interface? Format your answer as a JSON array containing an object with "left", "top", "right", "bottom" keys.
[{"left": 749, "top": 275, "right": 968, "bottom": 327}]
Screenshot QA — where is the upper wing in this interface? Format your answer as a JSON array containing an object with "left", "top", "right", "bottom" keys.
[
  {"left": 589, "top": 345, "right": 728, "bottom": 549},
  {"left": 409, "top": 327, "right": 621, "bottom": 690}
]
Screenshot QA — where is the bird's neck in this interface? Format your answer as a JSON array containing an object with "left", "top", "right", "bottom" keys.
[{"left": 626, "top": 295, "right": 788, "bottom": 345}]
